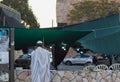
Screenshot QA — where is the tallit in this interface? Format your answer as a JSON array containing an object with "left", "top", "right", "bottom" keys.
[{"left": 31, "top": 47, "right": 50, "bottom": 82}]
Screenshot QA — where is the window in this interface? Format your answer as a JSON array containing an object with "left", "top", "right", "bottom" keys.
[
  {"left": 81, "top": 55, "right": 90, "bottom": 58},
  {"left": 73, "top": 55, "right": 80, "bottom": 58},
  {"left": 19, "top": 54, "right": 31, "bottom": 59}
]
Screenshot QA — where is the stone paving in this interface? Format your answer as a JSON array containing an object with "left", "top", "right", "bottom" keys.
[{"left": 15, "top": 70, "right": 120, "bottom": 82}]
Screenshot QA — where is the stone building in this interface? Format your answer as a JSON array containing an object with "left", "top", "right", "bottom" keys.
[
  {"left": 56, "top": 0, "right": 81, "bottom": 26},
  {"left": 56, "top": 0, "right": 120, "bottom": 26}
]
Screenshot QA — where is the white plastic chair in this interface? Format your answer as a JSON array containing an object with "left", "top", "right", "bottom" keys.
[
  {"left": 109, "top": 63, "right": 120, "bottom": 71},
  {"left": 83, "top": 65, "right": 95, "bottom": 71},
  {"left": 95, "top": 64, "right": 109, "bottom": 70}
]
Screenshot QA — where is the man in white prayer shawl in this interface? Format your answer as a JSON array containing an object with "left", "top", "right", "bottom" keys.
[{"left": 31, "top": 40, "right": 50, "bottom": 82}]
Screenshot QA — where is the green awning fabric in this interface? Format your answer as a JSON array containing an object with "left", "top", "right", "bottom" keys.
[
  {"left": 15, "top": 28, "right": 92, "bottom": 49},
  {"left": 79, "top": 25, "right": 120, "bottom": 42},
  {"left": 0, "top": 26, "right": 92, "bottom": 50},
  {"left": 79, "top": 28, "right": 120, "bottom": 54},
  {"left": 62, "top": 13, "right": 120, "bottom": 54},
  {"left": 73, "top": 13, "right": 120, "bottom": 54}
]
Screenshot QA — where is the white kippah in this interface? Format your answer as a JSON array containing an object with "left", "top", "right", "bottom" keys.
[{"left": 37, "top": 40, "right": 43, "bottom": 44}]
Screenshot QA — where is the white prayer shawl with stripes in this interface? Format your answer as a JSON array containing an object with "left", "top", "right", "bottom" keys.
[{"left": 31, "top": 47, "right": 50, "bottom": 82}]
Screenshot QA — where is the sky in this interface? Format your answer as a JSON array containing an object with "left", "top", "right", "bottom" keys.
[{"left": 28, "top": 0, "right": 57, "bottom": 28}]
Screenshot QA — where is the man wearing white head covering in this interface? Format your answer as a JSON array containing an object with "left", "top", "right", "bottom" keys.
[{"left": 31, "top": 40, "right": 50, "bottom": 82}]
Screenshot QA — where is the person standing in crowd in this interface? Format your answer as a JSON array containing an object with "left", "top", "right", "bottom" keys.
[{"left": 31, "top": 40, "right": 50, "bottom": 82}]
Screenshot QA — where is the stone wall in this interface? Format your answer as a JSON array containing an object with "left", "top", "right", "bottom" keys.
[{"left": 15, "top": 70, "right": 120, "bottom": 82}]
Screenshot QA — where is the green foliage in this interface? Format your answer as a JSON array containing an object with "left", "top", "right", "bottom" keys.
[
  {"left": 68, "top": 0, "right": 120, "bottom": 24},
  {"left": 1, "top": 0, "right": 40, "bottom": 28}
]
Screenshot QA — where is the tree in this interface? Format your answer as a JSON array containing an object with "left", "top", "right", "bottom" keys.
[
  {"left": 68, "top": 0, "right": 120, "bottom": 24},
  {"left": 1, "top": 0, "right": 40, "bottom": 28}
]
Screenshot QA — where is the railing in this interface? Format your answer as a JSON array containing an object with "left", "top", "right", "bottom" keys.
[{"left": 83, "top": 63, "right": 120, "bottom": 71}]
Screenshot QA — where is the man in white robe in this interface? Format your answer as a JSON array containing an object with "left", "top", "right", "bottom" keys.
[{"left": 31, "top": 41, "right": 50, "bottom": 82}]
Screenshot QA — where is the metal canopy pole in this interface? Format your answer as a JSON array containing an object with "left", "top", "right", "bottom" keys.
[{"left": 9, "top": 28, "right": 14, "bottom": 82}]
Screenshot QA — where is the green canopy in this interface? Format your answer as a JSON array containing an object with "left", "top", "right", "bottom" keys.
[
  {"left": 62, "top": 13, "right": 120, "bottom": 54},
  {"left": 15, "top": 28, "right": 92, "bottom": 49},
  {"left": 79, "top": 28, "right": 120, "bottom": 54},
  {"left": 79, "top": 25, "right": 120, "bottom": 42},
  {"left": 74, "top": 14, "right": 120, "bottom": 54},
  {"left": 0, "top": 26, "right": 92, "bottom": 49}
]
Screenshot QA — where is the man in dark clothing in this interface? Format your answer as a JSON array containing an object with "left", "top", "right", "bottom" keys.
[{"left": 53, "top": 44, "right": 69, "bottom": 70}]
